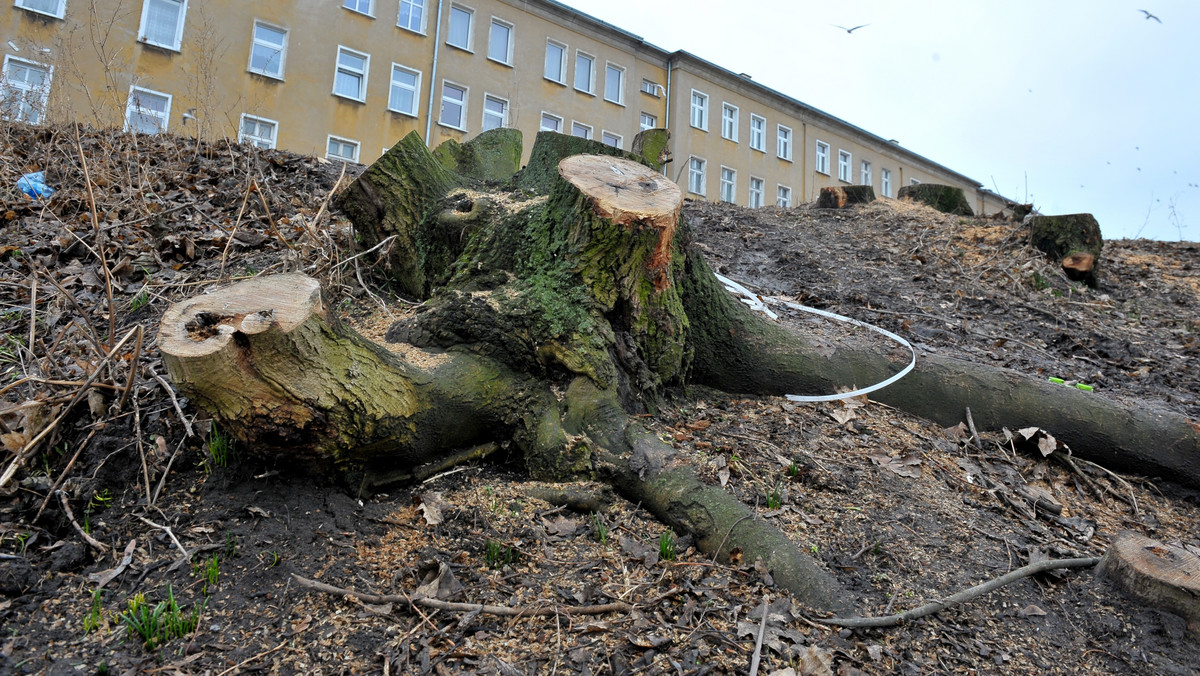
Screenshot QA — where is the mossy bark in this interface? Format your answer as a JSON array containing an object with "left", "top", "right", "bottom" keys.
[
  {"left": 433, "top": 128, "right": 523, "bottom": 181},
  {"left": 898, "top": 183, "right": 974, "bottom": 216},
  {"left": 817, "top": 185, "right": 876, "bottom": 208},
  {"left": 631, "top": 128, "right": 671, "bottom": 172},
  {"left": 1029, "top": 213, "right": 1103, "bottom": 287}
]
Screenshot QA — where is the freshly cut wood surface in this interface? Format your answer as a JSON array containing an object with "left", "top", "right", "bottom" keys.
[
  {"left": 1100, "top": 530, "right": 1200, "bottom": 635},
  {"left": 558, "top": 154, "right": 681, "bottom": 227}
]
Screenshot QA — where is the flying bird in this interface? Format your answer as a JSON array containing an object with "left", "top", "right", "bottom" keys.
[
  {"left": 832, "top": 24, "right": 870, "bottom": 34},
  {"left": 1139, "top": 10, "right": 1161, "bottom": 23}
]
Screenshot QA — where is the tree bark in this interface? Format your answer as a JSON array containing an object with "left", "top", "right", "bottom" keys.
[
  {"left": 898, "top": 183, "right": 974, "bottom": 216},
  {"left": 1099, "top": 530, "right": 1200, "bottom": 636},
  {"left": 1029, "top": 213, "right": 1103, "bottom": 287},
  {"left": 817, "top": 185, "right": 875, "bottom": 209}
]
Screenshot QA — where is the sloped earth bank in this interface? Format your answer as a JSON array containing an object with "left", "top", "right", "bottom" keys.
[{"left": 2, "top": 125, "right": 1200, "bottom": 674}]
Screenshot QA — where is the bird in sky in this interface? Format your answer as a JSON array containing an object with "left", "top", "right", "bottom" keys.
[
  {"left": 832, "top": 24, "right": 869, "bottom": 34},
  {"left": 1139, "top": 10, "right": 1162, "bottom": 23}
]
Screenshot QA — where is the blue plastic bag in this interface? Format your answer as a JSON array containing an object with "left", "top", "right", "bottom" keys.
[{"left": 17, "top": 171, "right": 54, "bottom": 200}]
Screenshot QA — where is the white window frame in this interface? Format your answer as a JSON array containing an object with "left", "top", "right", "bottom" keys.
[
  {"left": 332, "top": 46, "right": 369, "bottom": 102},
  {"left": 438, "top": 80, "right": 467, "bottom": 130},
  {"left": 881, "top": 168, "right": 892, "bottom": 197},
  {"left": 604, "top": 62, "right": 624, "bottom": 105},
  {"left": 446, "top": 4, "right": 473, "bottom": 51},
  {"left": 397, "top": 0, "right": 426, "bottom": 33},
  {"left": 688, "top": 156, "right": 706, "bottom": 196},
  {"left": 601, "top": 131, "right": 621, "bottom": 148},
  {"left": 574, "top": 50, "right": 595, "bottom": 94},
  {"left": 487, "top": 17, "right": 513, "bottom": 65},
  {"left": 388, "top": 63, "right": 421, "bottom": 116},
  {"left": 861, "top": 160, "right": 872, "bottom": 186},
  {"left": 777, "top": 124, "right": 792, "bottom": 160},
  {"left": 719, "top": 166, "right": 736, "bottom": 204},
  {"left": 720, "top": 103, "right": 738, "bottom": 142},
  {"left": 544, "top": 40, "right": 566, "bottom": 84},
  {"left": 138, "top": 0, "right": 188, "bottom": 52},
  {"left": 838, "top": 150, "right": 852, "bottom": 182},
  {"left": 238, "top": 113, "right": 277, "bottom": 149},
  {"left": 1, "top": 55, "right": 52, "bottom": 125},
  {"left": 14, "top": 0, "right": 65, "bottom": 19},
  {"left": 640, "top": 79, "right": 661, "bottom": 97},
  {"left": 749, "top": 114, "right": 766, "bottom": 152},
  {"left": 815, "top": 140, "right": 830, "bottom": 175},
  {"left": 571, "top": 121, "right": 592, "bottom": 139},
  {"left": 777, "top": 185, "right": 792, "bottom": 208},
  {"left": 749, "top": 176, "right": 764, "bottom": 208},
  {"left": 640, "top": 113, "right": 656, "bottom": 130},
  {"left": 343, "top": 0, "right": 373, "bottom": 16},
  {"left": 540, "top": 111, "right": 563, "bottom": 133},
  {"left": 482, "top": 93, "right": 508, "bottom": 130},
  {"left": 326, "top": 135, "right": 360, "bottom": 162},
  {"left": 248, "top": 21, "right": 287, "bottom": 80},
  {"left": 124, "top": 85, "right": 172, "bottom": 134},
  {"left": 910, "top": 177, "right": 922, "bottom": 186},
  {"left": 690, "top": 90, "right": 708, "bottom": 130}
]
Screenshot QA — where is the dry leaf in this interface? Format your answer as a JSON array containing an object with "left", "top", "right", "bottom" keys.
[
  {"left": 798, "top": 645, "right": 834, "bottom": 676},
  {"left": 868, "top": 453, "right": 922, "bottom": 478},
  {"left": 418, "top": 492, "right": 449, "bottom": 526},
  {"left": 1018, "top": 604, "right": 1047, "bottom": 617},
  {"left": 687, "top": 419, "right": 712, "bottom": 431}
]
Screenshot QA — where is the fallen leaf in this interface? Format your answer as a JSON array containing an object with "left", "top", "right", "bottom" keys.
[
  {"left": 1018, "top": 604, "right": 1047, "bottom": 617},
  {"left": 418, "top": 492, "right": 449, "bottom": 526},
  {"left": 687, "top": 419, "right": 712, "bottom": 431},
  {"left": 246, "top": 506, "right": 271, "bottom": 518},
  {"left": 545, "top": 515, "right": 579, "bottom": 537},
  {"left": 830, "top": 409, "right": 856, "bottom": 425},
  {"left": 868, "top": 453, "right": 922, "bottom": 478},
  {"left": 798, "top": 645, "right": 834, "bottom": 676}
]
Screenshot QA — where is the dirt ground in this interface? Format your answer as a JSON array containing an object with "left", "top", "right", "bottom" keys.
[{"left": 2, "top": 125, "right": 1199, "bottom": 675}]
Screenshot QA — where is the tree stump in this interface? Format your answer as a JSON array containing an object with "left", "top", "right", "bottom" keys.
[
  {"left": 1029, "top": 213, "right": 1103, "bottom": 287},
  {"left": 1099, "top": 530, "right": 1200, "bottom": 637},
  {"left": 897, "top": 183, "right": 973, "bottom": 216},
  {"left": 432, "top": 128, "right": 523, "bottom": 181},
  {"left": 631, "top": 128, "right": 671, "bottom": 172},
  {"left": 817, "top": 186, "right": 876, "bottom": 209}
]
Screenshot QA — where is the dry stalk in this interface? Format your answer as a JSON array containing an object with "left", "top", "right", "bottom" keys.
[{"left": 73, "top": 122, "right": 116, "bottom": 344}]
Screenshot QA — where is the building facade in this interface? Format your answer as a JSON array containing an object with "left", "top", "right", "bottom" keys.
[{"left": 1, "top": 0, "right": 1011, "bottom": 215}]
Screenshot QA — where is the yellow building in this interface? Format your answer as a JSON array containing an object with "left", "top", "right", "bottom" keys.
[{"left": 1, "top": 0, "right": 1011, "bottom": 215}]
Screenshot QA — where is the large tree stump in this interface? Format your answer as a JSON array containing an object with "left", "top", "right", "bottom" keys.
[
  {"left": 1029, "top": 213, "right": 1103, "bottom": 287},
  {"left": 898, "top": 183, "right": 974, "bottom": 216},
  {"left": 1099, "top": 530, "right": 1200, "bottom": 637},
  {"left": 817, "top": 185, "right": 876, "bottom": 209}
]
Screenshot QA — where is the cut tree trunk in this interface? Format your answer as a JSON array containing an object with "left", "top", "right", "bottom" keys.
[
  {"left": 1099, "top": 530, "right": 1200, "bottom": 637},
  {"left": 1029, "top": 213, "right": 1103, "bottom": 287},
  {"left": 161, "top": 130, "right": 1200, "bottom": 617},
  {"left": 897, "top": 183, "right": 974, "bottom": 216},
  {"left": 817, "top": 185, "right": 876, "bottom": 209}
]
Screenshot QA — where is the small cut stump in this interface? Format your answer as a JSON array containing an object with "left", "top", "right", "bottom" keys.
[
  {"left": 1029, "top": 213, "right": 1103, "bottom": 287},
  {"left": 817, "top": 185, "right": 876, "bottom": 209},
  {"left": 1099, "top": 530, "right": 1200, "bottom": 637}
]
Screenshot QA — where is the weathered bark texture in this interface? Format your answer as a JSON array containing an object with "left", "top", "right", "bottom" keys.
[
  {"left": 631, "top": 128, "right": 671, "bottom": 172},
  {"left": 898, "top": 183, "right": 974, "bottom": 216},
  {"left": 1099, "top": 530, "right": 1200, "bottom": 636},
  {"left": 1029, "top": 213, "right": 1104, "bottom": 287},
  {"left": 516, "top": 131, "right": 643, "bottom": 193},
  {"left": 817, "top": 185, "right": 876, "bottom": 209},
  {"left": 433, "top": 128, "right": 523, "bottom": 181}
]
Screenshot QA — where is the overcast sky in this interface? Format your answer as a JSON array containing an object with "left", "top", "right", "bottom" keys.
[{"left": 566, "top": 0, "right": 1199, "bottom": 242}]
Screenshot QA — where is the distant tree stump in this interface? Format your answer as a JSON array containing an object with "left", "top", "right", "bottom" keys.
[
  {"left": 631, "top": 128, "right": 671, "bottom": 172},
  {"left": 898, "top": 183, "right": 973, "bottom": 216},
  {"left": 1099, "top": 530, "right": 1200, "bottom": 637},
  {"left": 1029, "top": 213, "right": 1103, "bottom": 287},
  {"left": 432, "top": 128, "right": 523, "bottom": 181},
  {"left": 817, "top": 186, "right": 876, "bottom": 209}
]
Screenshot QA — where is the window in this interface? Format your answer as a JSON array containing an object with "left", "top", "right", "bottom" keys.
[
  {"left": 777, "top": 125, "right": 792, "bottom": 160},
  {"left": 238, "top": 114, "right": 277, "bottom": 149},
  {"left": 488, "top": 18, "right": 513, "bottom": 65},
  {"left": 838, "top": 150, "right": 851, "bottom": 182},
  {"left": 482, "top": 94, "right": 507, "bottom": 130},
  {"left": 388, "top": 64, "right": 421, "bottom": 116},
  {"left": 777, "top": 185, "right": 792, "bottom": 208},
  {"left": 15, "top": 0, "right": 65, "bottom": 19},
  {"left": 688, "top": 157, "right": 706, "bottom": 195},
  {"left": 248, "top": 22, "right": 287, "bottom": 79},
  {"left": 749, "top": 115, "right": 765, "bottom": 151},
  {"left": 439, "top": 81, "right": 466, "bottom": 129},
  {"left": 721, "top": 103, "right": 738, "bottom": 141},
  {"left": 124, "top": 86, "right": 171, "bottom": 134},
  {"left": 447, "top": 5, "right": 472, "bottom": 50},
  {"left": 881, "top": 168, "right": 892, "bottom": 197},
  {"left": 138, "top": 0, "right": 187, "bottom": 51},
  {"left": 719, "top": 167, "right": 736, "bottom": 203},
  {"left": 1, "top": 56, "right": 51, "bottom": 124},
  {"left": 601, "top": 131, "right": 621, "bottom": 148},
  {"left": 690, "top": 90, "right": 708, "bottom": 130},
  {"left": 749, "top": 177, "right": 764, "bottom": 208},
  {"left": 545, "top": 41, "right": 566, "bottom": 83},
  {"left": 327, "top": 135, "right": 360, "bottom": 162},
  {"left": 911, "top": 178, "right": 921, "bottom": 185},
  {"left": 861, "top": 160, "right": 872, "bottom": 186},
  {"left": 333, "top": 47, "right": 369, "bottom": 101},
  {"left": 343, "top": 0, "right": 372, "bottom": 15},
  {"left": 815, "top": 141, "right": 830, "bottom": 174},
  {"left": 604, "top": 63, "right": 624, "bottom": 104},
  {"left": 398, "top": 0, "right": 425, "bottom": 32},
  {"left": 640, "top": 113, "right": 656, "bottom": 130},
  {"left": 571, "top": 121, "right": 591, "bottom": 139},
  {"left": 540, "top": 112, "right": 562, "bottom": 132},
  {"left": 640, "top": 79, "right": 661, "bottom": 97},
  {"left": 574, "top": 51, "right": 594, "bottom": 93}
]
